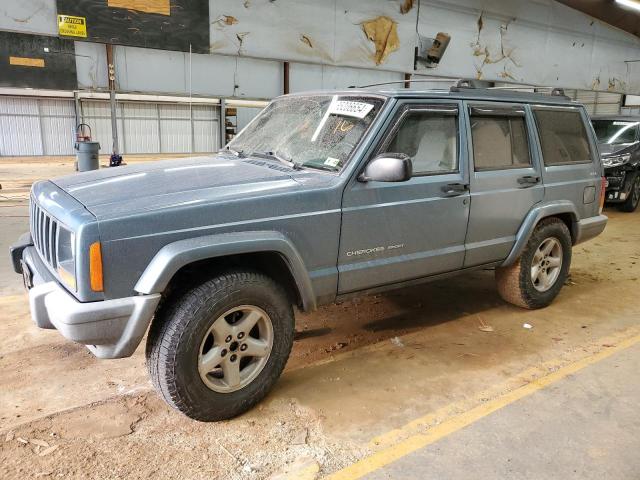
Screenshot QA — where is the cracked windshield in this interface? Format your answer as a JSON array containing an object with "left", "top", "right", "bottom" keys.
[{"left": 227, "top": 95, "right": 384, "bottom": 171}]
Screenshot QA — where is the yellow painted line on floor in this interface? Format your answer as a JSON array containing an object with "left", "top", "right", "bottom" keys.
[{"left": 326, "top": 332, "right": 640, "bottom": 480}]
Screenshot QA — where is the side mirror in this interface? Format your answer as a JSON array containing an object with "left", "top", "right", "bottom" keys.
[{"left": 358, "top": 153, "right": 412, "bottom": 183}]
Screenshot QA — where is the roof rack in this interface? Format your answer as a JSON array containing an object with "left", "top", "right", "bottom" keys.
[
  {"left": 350, "top": 78, "right": 571, "bottom": 100},
  {"left": 349, "top": 78, "right": 459, "bottom": 89}
]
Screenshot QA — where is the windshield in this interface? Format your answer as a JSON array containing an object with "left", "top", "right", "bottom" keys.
[
  {"left": 227, "top": 95, "right": 385, "bottom": 171},
  {"left": 592, "top": 119, "right": 639, "bottom": 145}
]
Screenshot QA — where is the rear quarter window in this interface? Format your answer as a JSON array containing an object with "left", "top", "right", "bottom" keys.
[{"left": 533, "top": 109, "right": 593, "bottom": 166}]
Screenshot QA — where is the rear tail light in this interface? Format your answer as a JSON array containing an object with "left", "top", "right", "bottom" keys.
[{"left": 599, "top": 177, "right": 606, "bottom": 214}]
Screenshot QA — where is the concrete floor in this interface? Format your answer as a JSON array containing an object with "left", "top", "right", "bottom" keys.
[
  {"left": 1, "top": 157, "right": 639, "bottom": 479},
  {"left": 363, "top": 342, "right": 640, "bottom": 480}
]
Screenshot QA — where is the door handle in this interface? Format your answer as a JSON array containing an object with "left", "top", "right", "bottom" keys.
[
  {"left": 441, "top": 183, "right": 469, "bottom": 196},
  {"left": 517, "top": 175, "right": 540, "bottom": 187}
]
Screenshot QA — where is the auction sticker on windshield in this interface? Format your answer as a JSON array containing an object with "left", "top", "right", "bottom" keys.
[
  {"left": 329, "top": 101, "right": 375, "bottom": 119},
  {"left": 324, "top": 157, "right": 341, "bottom": 167}
]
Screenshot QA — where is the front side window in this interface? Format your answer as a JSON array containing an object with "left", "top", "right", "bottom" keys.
[
  {"left": 534, "top": 109, "right": 592, "bottom": 165},
  {"left": 383, "top": 109, "right": 458, "bottom": 175},
  {"left": 227, "top": 95, "right": 384, "bottom": 172},
  {"left": 592, "top": 119, "right": 639, "bottom": 145},
  {"left": 470, "top": 113, "right": 531, "bottom": 170}
]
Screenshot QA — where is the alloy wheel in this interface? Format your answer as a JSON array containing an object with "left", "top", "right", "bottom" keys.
[
  {"left": 531, "top": 237, "right": 563, "bottom": 292},
  {"left": 198, "top": 305, "right": 273, "bottom": 393}
]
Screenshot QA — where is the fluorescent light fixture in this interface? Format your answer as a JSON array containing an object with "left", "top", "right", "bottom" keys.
[{"left": 616, "top": 0, "right": 640, "bottom": 12}]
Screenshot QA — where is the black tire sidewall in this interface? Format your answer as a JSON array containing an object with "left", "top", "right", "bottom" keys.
[
  {"left": 518, "top": 221, "right": 572, "bottom": 309},
  {"left": 156, "top": 272, "right": 294, "bottom": 421},
  {"left": 620, "top": 172, "right": 640, "bottom": 212}
]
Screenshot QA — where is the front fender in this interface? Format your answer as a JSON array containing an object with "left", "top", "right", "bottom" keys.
[
  {"left": 134, "top": 231, "right": 317, "bottom": 311},
  {"left": 501, "top": 201, "right": 578, "bottom": 267}
]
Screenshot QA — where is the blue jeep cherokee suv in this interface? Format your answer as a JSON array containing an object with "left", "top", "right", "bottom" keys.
[{"left": 11, "top": 85, "right": 607, "bottom": 421}]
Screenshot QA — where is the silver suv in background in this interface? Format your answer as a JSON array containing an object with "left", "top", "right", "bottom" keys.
[{"left": 11, "top": 84, "right": 608, "bottom": 421}]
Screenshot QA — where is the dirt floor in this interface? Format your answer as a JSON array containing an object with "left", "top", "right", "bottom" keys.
[{"left": 0, "top": 157, "right": 639, "bottom": 479}]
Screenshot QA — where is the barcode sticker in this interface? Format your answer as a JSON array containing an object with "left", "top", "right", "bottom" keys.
[
  {"left": 328, "top": 101, "right": 375, "bottom": 119},
  {"left": 324, "top": 157, "right": 341, "bottom": 167}
]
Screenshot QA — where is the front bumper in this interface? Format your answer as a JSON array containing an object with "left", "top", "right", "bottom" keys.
[
  {"left": 604, "top": 168, "right": 632, "bottom": 203},
  {"left": 16, "top": 241, "right": 161, "bottom": 359}
]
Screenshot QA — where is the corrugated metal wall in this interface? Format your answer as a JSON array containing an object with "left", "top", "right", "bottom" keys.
[
  {"left": 79, "top": 99, "right": 220, "bottom": 155},
  {"left": 0, "top": 96, "right": 75, "bottom": 156},
  {"left": 0, "top": 96, "right": 221, "bottom": 156}
]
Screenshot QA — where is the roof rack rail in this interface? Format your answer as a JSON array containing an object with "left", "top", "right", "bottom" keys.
[
  {"left": 349, "top": 78, "right": 572, "bottom": 100},
  {"left": 349, "top": 78, "right": 459, "bottom": 89}
]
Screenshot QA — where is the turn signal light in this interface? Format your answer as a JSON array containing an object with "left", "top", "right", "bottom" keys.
[
  {"left": 89, "top": 242, "right": 104, "bottom": 292},
  {"left": 598, "top": 177, "right": 606, "bottom": 214}
]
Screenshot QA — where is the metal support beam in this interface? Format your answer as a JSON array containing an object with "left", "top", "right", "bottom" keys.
[
  {"left": 404, "top": 73, "right": 412, "bottom": 89},
  {"left": 283, "top": 61, "right": 290, "bottom": 94},
  {"left": 219, "top": 97, "right": 227, "bottom": 149},
  {"left": 106, "top": 44, "right": 119, "bottom": 155}
]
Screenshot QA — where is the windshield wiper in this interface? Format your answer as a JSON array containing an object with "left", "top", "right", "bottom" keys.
[
  {"left": 253, "top": 150, "right": 303, "bottom": 170},
  {"left": 301, "top": 162, "right": 339, "bottom": 172}
]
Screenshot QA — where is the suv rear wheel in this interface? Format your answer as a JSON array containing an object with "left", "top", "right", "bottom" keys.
[
  {"left": 495, "top": 218, "right": 572, "bottom": 309},
  {"left": 619, "top": 173, "right": 640, "bottom": 212},
  {"left": 146, "top": 270, "right": 294, "bottom": 421}
]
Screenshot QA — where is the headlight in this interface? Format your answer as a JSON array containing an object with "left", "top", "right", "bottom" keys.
[
  {"left": 56, "top": 226, "right": 76, "bottom": 289},
  {"left": 602, "top": 153, "right": 631, "bottom": 168}
]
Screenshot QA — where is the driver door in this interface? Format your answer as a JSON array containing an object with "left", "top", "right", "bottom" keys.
[{"left": 338, "top": 100, "right": 470, "bottom": 294}]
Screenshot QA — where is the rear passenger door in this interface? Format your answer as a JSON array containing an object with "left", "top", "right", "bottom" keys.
[
  {"left": 531, "top": 106, "right": 601, "bottom": 219},
  {"left": 464, "top": 102, "right": 544, "bottom": 267}
]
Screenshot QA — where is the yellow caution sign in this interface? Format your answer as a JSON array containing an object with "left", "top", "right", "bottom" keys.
[{"left": 57, "top": 15, "right": 87, "bottom": 38}]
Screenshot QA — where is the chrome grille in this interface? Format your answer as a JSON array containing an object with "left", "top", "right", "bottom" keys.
[{"left": 30, "top": 196, "right": 59, "bottom": 270}]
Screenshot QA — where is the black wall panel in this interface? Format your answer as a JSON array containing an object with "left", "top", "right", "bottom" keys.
[
  {"left": 56, "top": 0, "right": 209, "bottom": 53},
  {"left": 0, "top": 32, "right": 77, "bottom": 90}
]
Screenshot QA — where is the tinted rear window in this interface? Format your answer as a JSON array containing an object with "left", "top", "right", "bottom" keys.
[
  {"left": 533, "top": 109, "right": 592, "bottom": 165},
  {"left": 471, "top": 115, "right": 531, "bottom": 170}
]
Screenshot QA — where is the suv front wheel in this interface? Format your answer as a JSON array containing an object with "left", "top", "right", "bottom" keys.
[
  {"left": 146, "top": 269, "right": 294, "bottom": 421},
  {"left": 495, "top": 218, "right": 572, "bottom": 309}
]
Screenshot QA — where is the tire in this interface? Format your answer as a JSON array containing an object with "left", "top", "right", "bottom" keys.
[
  {"left": 495, "top": 217, "right": 572, "bottom": 309},
  {"left": 146, "top": 269, "right": 294, "bottom": 421},
  {"left": 619, "top": 172, "right": 640, "bottom": 212}
]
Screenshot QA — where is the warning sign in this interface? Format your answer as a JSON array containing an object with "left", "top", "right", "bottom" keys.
[{"left": 57, "top": 15, "right": 87, "bottom": 38}]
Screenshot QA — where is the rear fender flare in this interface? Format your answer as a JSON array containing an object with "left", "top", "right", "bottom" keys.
[{"left": 501, "top": 201, "right": 578, "bottom": 267}]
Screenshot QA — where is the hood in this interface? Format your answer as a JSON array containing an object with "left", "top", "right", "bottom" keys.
[
  {"left": 51, "top": 154, "right": 325, "bottom": 219},
  {"left": 597, "top": 142, "right": 636, "bottom": 157}
]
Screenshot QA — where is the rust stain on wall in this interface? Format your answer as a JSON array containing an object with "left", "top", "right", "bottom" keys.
[
  {"left": 362, "top": 16, "right": 400, "bottom": 65},
  {"left": 400, "top": 0, "right": 414, "bottom": 14},
  {"left": 471, "top": 16, "right": 520, "bottom": 80},
  {"left": 300, "top": 34, "right": 313, "bottom": 48}
]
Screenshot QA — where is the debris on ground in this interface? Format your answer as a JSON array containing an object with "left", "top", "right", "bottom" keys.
[
  {"left": 291, "top": 429, "right": 309, "bottom": 445},
  {"left": 39, "top": 445, "right": 59, "bottom": 457},
  {"left": 269, "top": 455, "right": 321, "bottom": 480},
  {"left": 523, "top": 323, "right": 533, "bottom": 329},
  {"left": 391, "top": 336, "right": 405, "bottom": 347},
  {"left": 325, "top": 342, "right": 347, "bottom": 353},
  {"left": 478, "top": 316, "right": 494, "bottom": 332},
  {"left": 30, "top": 439, "right": 49, "bottom": 448}
]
